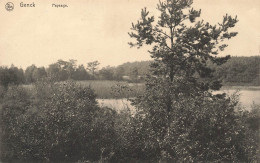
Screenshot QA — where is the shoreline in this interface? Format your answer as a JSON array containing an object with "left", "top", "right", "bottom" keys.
[{"left": 220, "top": 85, "right": 260, "bottom": 91}]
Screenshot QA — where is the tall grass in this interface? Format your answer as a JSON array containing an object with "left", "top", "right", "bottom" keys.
[
  {"left": 78, "top": 80, "right": 145, "bottom": 99},
  {"left": 22, "top": 80, "right": 145, "bottom": 99}
]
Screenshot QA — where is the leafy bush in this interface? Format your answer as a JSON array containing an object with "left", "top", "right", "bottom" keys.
[
  {"left": 110, "top": 77, "right": 259, "bottom": 162},
  {"left": 0, "top": 85, "right": 6, "bottom": 101},
  {"left": 0, "top": 79, "right": 259, "bottom": 162},
  {"left": 0, "top": 81, "right": 117, "bottom": 162}
]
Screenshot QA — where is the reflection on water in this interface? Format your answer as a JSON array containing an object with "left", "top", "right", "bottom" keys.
[{"left": 98, "top": 88, "right": 260, "bottom": 111}]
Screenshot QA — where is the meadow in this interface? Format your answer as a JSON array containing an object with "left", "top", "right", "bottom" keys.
[
  {"left": 22, "top": 80, "right": 145, "bottom": 99},
  {"left": 76, "top": 80, "right": 145, "bottom": 99}
]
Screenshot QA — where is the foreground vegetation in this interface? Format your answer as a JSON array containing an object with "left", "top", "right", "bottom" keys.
[
  {"left": 0, "top": 81, "right": 117, "bottom": 162},
  {"left": 0, "top": 81, "right": 259, "bottom": 162}
]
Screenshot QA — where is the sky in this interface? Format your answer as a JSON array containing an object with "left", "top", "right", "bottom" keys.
[{"left": 0, "top": 0, "right": 259, "bottom": 69}]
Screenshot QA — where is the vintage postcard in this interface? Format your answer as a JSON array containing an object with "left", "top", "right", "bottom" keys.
[{"left": 0, "top": 0, "right": 259, "bottom": 162}]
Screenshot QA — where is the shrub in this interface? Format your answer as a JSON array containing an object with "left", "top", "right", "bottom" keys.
[
  {"left": 1, "top": 79, "right": 258, "bottom": 162},
  {"left": 113, "top": 77, "right": 260, "bottom": 162},
  {"left": 0, "top": 81, "right": 118, "bottom": 162}
]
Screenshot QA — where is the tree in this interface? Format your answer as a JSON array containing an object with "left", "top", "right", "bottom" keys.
[
  {"left": 129, "top": 0, "right": 238, "bottom": 132},
  {"left": 127, "top": 0, "right": 248, "bottom": 161},
  {"left": 47, "top": 63, "right": 61, "bottom": 81},
  {"left": 129, "top": 0, "right": 237, "bottom": 87},
  {"left": 32, "top": 67, "right": 47, "bottom": 81},
  {"left": 114, "top": 66, "right": 125, "bottom": 80},
  {"left": 72, "top": 64, "right": 90, "bottom": 80},
  {"left": 25, "top": 65, "right": 37, "bottom": 83},
  {"left": 0, "top": 66, "right": 25, "bottom": 88},
  {"left": 57, "top": 59, "right": 77, "bottom": 80},
  {"left": 130, "top": 67, "right": 139, "bottom": 82},
  {"left": 46, "top": 59, "right": 77, "bottom": 81},
  {"left": 87, "top": 61, "right": 100, "bottom": 79},
  {"left": 99, "top": 66, "right": 115, "bottom": 80}
]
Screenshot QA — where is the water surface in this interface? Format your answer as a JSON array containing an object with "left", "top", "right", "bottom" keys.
[{"left": 98, "top": 87, "right": 260, "bottom": 111}]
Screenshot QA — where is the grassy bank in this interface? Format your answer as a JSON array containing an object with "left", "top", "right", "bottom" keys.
[
  {"left": 77, "top": 80, "right": 145, "bottom": 99},
  {"left": 21, "top": 80, "right": 145, "bottom": 99}
]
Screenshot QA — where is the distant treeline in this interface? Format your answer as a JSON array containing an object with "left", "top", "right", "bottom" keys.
[
  {"left": 0, "top": 59, "right": 150, "bottom": 87},
  {"left": 116, "top": 56, "right": 260, "bottom": 86},
  {"left": 211, "top": 56, "right": 260, "bottom": 86},
  {"left": 0, "top": 56, "right": 259, "bottom": 87}
]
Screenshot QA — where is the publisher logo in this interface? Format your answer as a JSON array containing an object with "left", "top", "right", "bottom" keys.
[{"left": 5, "top": 2, "right": 14, "bottom": 11}]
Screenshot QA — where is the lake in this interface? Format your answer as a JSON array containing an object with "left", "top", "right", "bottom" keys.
[
  {"left": 98, "top": 98, "right": 135, "bottom": 113},
  {"left": 98, "top": 87, "right": 260, "bottom": 112},
  {"left": 215, "top": 87, "right": 260, "bottom": 109}
]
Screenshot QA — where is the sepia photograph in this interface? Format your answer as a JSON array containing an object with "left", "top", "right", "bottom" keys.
[{"left": 0, "top": 0, "right": 259, "bottom": 162}]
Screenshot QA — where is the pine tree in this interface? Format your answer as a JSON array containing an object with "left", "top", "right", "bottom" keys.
[
  {"left": 128, "top": 0, "right": 245, "bottom": 161},
  {"left": 129, "top": 0, "right": 238, "bottom": 90}
]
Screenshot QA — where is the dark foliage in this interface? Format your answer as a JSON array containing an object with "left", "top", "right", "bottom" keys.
[
  {"left": 211, "top": 56, "right": 260, "bottom": 86},
  {"left": 1, "top": 56, "right": 259, "bottom": 85},
  {"left": 126, "top": 0, "right": 259, "bottom": 162},
  {"left": 120, "top": 77, "right": 259, "bottom": 162},
  {"left": 0, "top": 81, "right": 117, "bottom": 162},
  {"left": 0, "top": 65, "right": 25, "bottom": 88}
]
